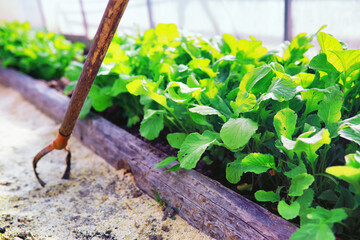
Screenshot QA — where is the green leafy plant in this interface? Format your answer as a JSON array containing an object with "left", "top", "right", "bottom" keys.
[
  {"left": 0, "top": 21, "right": 84, "bottom": 80},
  {"left": 62, "top": 24, "right": 360, "bottom": 239},
  {"left": 153, "top": 186, "right": 165, "bottom": 207}
]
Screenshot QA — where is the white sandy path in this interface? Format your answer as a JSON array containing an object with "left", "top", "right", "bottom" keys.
[{"left": 0, "top": 84, "right": 212, "bottom": 240}]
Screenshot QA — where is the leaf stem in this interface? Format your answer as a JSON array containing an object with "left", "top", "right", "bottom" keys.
[
  {"left": 167, "top": 109, "right": 189, "bottom": 134},
  {"left": 313, "top": 173, "right": 339, "bottom": 186},
  {"left": 311, "top": 161, "right": 319, "bottom": 194}
]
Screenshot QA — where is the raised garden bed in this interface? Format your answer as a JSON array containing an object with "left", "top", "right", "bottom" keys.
[{"left": 0, "top": 67, "right": 298, "bottom": 239}]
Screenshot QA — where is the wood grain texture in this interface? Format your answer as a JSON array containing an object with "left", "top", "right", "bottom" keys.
[{"left": 0, "top": 68, "right": 298, "bottom": 240}]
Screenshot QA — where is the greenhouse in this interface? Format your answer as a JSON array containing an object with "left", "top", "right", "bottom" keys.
[{"left": 0, "top": 0, "right": 359, "bottom": 239}]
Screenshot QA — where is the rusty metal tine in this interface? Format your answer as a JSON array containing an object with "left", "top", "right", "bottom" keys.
[{"left": 33, "top": 144, "right": 54, "bottom": 187}]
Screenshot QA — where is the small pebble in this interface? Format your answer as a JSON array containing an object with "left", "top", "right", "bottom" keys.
[
  {"left": 132, "top": 189, "right": 143, "bottom": 198},
  {"left": 134, "top": 222, "right": 140, "bottom": 228},
  {"left": 162, "top": 206, "right": 176, "bottom": 221},
  {"left": 161, "top": 225, "right": 170, "bottom": 232},
  {"left": 17, "top": 232, "right": 27, "bottom": 239},
  {"left": 149, "top": 235, "right": 163, "bottom": 240}
]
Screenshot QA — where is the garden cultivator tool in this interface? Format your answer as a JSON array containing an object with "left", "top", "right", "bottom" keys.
[{"left": 33, "top": 0, "right": 129, "bottom": 187}]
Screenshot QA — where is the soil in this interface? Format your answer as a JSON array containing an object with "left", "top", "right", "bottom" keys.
[{"left": 0, "top": 84, "right": 212, "bottom": 240}]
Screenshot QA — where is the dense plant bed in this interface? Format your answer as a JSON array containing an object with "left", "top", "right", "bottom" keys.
[
  {"left": 0, "top": 21, "right": 85, "bottom": 80},
  {"left": 64, "top": 25, "right": 360, "bottom": 240},
  {"left": 0, "top": 68, "right": 297, "bottom": 239},
  {"left": 1, "top": 21, "right": 360, "bottom": 239}
]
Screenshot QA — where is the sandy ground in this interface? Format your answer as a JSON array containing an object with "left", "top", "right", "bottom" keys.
[{"left": 0, "top": 84, "right": 212, "bottom": 240}]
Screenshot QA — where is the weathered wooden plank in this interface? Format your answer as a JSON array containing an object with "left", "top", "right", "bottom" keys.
[{"left": 0, "top": 67, "right": 298, "bottom": 240}]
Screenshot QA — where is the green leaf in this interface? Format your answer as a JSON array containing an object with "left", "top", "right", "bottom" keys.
[
  {"left": 97, "top": 63, "right": 114, "bottom": 76},
  {"left": 155, "top": 23, "right": 179, "bottom": 43},
  {"left": 178, "top": 132, "right": 216, "bottom": 169},
  {"left": 305, "top": 114, "right": 322, "bottom": 130},
  {"left": 301, "top": 89, "right": 327, "bottom": 115},
  {"left": 309, "top": 53, "right": 339, "bottom": 83},
  {"left": 316, "top": 33, "right": 360, "bottom": 75},
  {"left": 242, "top": 153, "right": 275, "bottom": 174},
  {"left": 127, "top": 79, "right": 169, "bottom": 108},
  {"left": 290, "top": 223, "right": 334, "bottom": 240},
  {"left": 111, "top": 77, "right": 129, "bottom": 96},
  {"left": 188, "top": 59, "right": 217, "bottom": 78},
  {"left": 226, "top": 159, "right": 243, "bottom": 184},
  {"left": 325, "top": 208, "right": 348, "bottom": 223},
  {"left": 318, "top": 88, "right": 343, "bottom": 125},
  {"left": 223, "top": 33, "right": 238, "bottom": 55},
  {"left": 181, "top": 42, "right": 201, "bottom": 60},
  {"left": 283, "top": 32, "right": 314, "bottom": 64},
  {"left": 187, "top": 75, "right": 200, "bottom": 88},
  {"left": 255, "top": 190, "right": 280, "bottom": 203},
  {"left": 189, "top": 112, "right": 213, "bottom": 128},
  {"left": 165, "top": 164, "right": 181, "bottom": 172},
  {"left": 317, "top": 32, "right": 360, "bottom": 73},
  {"left": 153, "top": 187, "right": 164, "bottom": 206},
  {"left": 230, "top": 92, "right": 257, "bottom": 115},
  {"left": 330, "top": 49, "right": 360, "bottom": 75},
  {"left": 345, "top": 151, "right": 360, "bottom": 168},
  {"left": 189, "top": 105, "right": 224, "bottom": 118},
  {"left": 154, "top": 156, "right": 177, "bottom": 169},
  {"left": 200, "top": 78, "right": 218, "bottom": 98},
  {"left": 318, "top": 32, "right": 343, "bottom": 52},
  {"left": 166, "top": 81, "right": 200, "bottom": 102},
  {"left": 289, "top": 173, "right": 314, "bottom": 197},
  {"left": 281, "top": 129, "right": 331, "bottom": 164},
  {"left": 278, "top": 200, "right": 300, "bottom": 220},
  {"left": 273, "top": 108, "right": 297, "bottom": 139},
  {"left": 339, "top": 115, "right": 360, "bottom": 143},
  {"left": 126, "top": 78, "right": 148, "bottom": 95},
  {"left": 237, "top": 38, "right": 267, "bottom": 59},
  {"left": 326, "top": 166, "right": 360, "bottom": 194},
  {"left": 91, "top": 94, "right": 113, "bottom": 112},
  {"left": 262, "top": 77, "right": 297, "bottom": 102},
  {"left": 239, "top": 65, "right": 272, "bottom": 93},
  {"left": 318, "top": 189, "right": 338, "bottom": 203},
  {"left": 156, "top": 63, "right": 173, "bottom": 81},
  {"left": 342, "top": 114, "right": 360, "bottom": 126},
  {"left": 79, "top": 98, "right": 92, "bottom": 119},
  {"left": 306, "top": 207, "right": 347, "bottom": 224},
  {"left": 285, "top": 63, "right": 307, "bottom": 76},
  {"left": 64, "top": 61, "right": 83, "bottom": 81},
  {"left": 211, "top": 95, "right": 233, "bottom": 119},
  {"left": 167, "top": 133, "right": 187, "bottom": 149},
  {"left": 296, "top": 188, "right": 314, "bottom": 215},
  {"left": 220, "top": 118, "right": 258, "bottom": 150},
  {"left": 213, "top": 55, "right": 238, "bottom": 67},
  {"left": 284, "top": 161, "right": 307, "bottom": 178},
  {"left": 269, "top": 62, "right": 285, "bottom": 74},
  {"left": 168, "top": 81, "right": 198, "bottom": 94},
  {"left": 140, "top": 110, "right": 165, "bottom": 140},
  {"left": 338, "top": 126, "right": 360, "bottom": 145},
  {"left": 64, "top": 81, "right": 77, "bottom": 95},
  {"left": 294, "top": 73, "right": 315, "bottom": 88},
  {"left": 202, "top": 130, "right": 220, "bottom": 141}
]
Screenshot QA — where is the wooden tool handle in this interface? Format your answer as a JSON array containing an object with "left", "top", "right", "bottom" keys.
[{"left": 59, "top": 0, "right": 129, "bottom": 136}]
